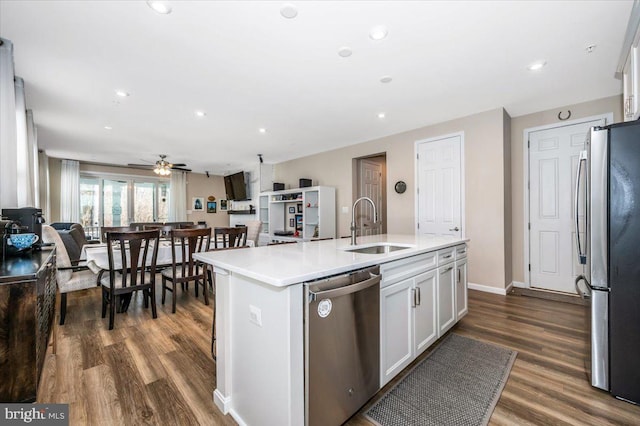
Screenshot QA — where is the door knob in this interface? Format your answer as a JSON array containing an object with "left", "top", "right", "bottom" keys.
[{"left": 449, "top": 227, "right": 460, "bottom": 232}]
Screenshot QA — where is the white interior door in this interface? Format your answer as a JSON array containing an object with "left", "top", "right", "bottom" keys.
[
  {"left": 358, "top": 159, "right": 382, "bottom": 236},
  {"left": 528, "top": 119, "right": 602, "bottom": 293},
  {"left": 416, "top": 135, "right": 462, "bottom": 237}
]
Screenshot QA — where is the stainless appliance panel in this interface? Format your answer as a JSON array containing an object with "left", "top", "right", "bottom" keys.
[
  {"left": 591, "top": 288, "right": 609, "bottom": 391},
  {"left": 304, "top": 266, "right": 380, "bottom": 426},
  {"left": 587, "top": 128, "right": 608, "bottom": 290}
]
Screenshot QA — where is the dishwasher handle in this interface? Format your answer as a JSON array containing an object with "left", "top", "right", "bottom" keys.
[{"left": 308, "top": 273, "right": 381, "bottom": 301}]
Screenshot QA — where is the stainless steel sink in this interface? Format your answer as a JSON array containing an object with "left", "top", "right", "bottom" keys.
[{"left": 342, "top": 243, "right": 413, "bottom": 254}]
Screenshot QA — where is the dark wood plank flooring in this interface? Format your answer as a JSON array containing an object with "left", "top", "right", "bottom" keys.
[{"left": 38, "top": 287, "right": 640, "bottom": 425}]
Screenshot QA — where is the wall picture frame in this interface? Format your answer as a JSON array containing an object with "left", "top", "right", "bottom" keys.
[
  {"left": 193, "top": 197, "right": 204, "bottom": 211},
  {"left": 297, "top": 203, "right": 303, "bottom": 213},
  {"left": 220, "top": 199, "right": 228, "bottom": 211},
  {"left": 289, "top": 218, "right": 295, "bottom": 228},
  {"left": 207, "top": 201, "right": 217, "bottom": 213},
  {"left": 288, "top": 206, "right": 296, "bottom": 214}
]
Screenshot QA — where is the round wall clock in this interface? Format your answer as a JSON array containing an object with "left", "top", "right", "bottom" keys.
[{"left": 394, "top": 181, "right": 407, "bottom": 194}]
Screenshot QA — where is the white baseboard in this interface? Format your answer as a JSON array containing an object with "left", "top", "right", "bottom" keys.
[
  {"left": 512, "top": 281, "right": 526, "bottom": 288},
  {"left": 214, "top": 389, "right": 231, "bottom": 414},
  {"left": 468, "top": 282, "right": 511, "bottom": 296},
  {"left": 229, "top": 409, "right": 249, "bottom": 426}
]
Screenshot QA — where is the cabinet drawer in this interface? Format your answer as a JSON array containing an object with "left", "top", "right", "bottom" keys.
[
  {"left": 455, "top": 244, "right": 467, "bottom": 260},
  {"left": 437, "top": 247, "right": 455, "bottom": 265},
  {"left": 380, "top": 252, "right": 437, "bottom": 288}
]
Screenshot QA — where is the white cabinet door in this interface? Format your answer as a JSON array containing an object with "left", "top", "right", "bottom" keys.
[
  {"left": 413, "top": 270, "right": 437, "bottom": 356},
  {"left": 380, "top": 278, "right": 413, "bottom": 386},
  {"left": 455, "top": 258, "right": 468, "bottom": 320},
  {"left": 437, "top": 263, "right": 456, "bottom": 336}
]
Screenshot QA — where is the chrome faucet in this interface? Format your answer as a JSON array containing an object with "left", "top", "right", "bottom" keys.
[{"left": 351, "top": 196, "right": 378, "bottom": 245}]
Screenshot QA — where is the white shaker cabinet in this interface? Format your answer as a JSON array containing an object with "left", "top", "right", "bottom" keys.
[
  {"left": 380, "top": 252, "right": 438, "bottom": 386},
  {"left": 437, "top": 247, "right": 456, "bottom": 337},
  {"left": 455, "top": 244, "right": 468, "bottom": 320},
  {"left": 413, "top": 270, "right": 438, "bottom": 354},
  {"left": 380, "top": 278, "right": 413, "bottom": 386}
]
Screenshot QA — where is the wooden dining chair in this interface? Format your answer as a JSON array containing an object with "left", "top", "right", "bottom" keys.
[
  {"left": 100, "top": 229, "right": 160, "bottom": 330},
  {"left": 214, "top": 226, "right": 247, "bottom": 248},
  {"left": 101, "top": 226, "right": 133, "bottom": 243},
  {"left": 143, "top": 224, "right": 174, "bottom": 238},
  {"left": 42, "top": 225, "right": 98, "bottom": 325},
  {"left": 161, "top": 227, "right": 212, "bottom": 313}
]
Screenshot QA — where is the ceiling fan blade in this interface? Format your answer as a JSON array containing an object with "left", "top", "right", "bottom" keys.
[
  {"left": 171, "top": 166, "right": 192, "bottom": 172},
  {"left": 128, "top": 163, "right": 154, "bottom": 168},
  {"left": 171, "top": 163, "right": 187, "bottom": 167}
]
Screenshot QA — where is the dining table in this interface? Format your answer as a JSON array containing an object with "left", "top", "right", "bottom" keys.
[{"left": 81, "top": 238, "right": 254, "bottom": 274}]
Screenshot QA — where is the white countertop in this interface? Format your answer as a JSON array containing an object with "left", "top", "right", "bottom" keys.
[{"left": 194, "top": 234, "right": 468, "bottom": 287}]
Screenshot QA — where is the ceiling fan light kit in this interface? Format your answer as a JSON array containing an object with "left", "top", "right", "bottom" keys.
[{"left": 128, "top": 154, "right": 191, "bottom": 175}]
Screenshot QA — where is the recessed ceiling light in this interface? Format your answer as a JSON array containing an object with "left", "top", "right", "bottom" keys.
[
  {"left": 377, "top": 112, "right": 386, "bottom": 119},
  {"left": 259, "top": 128, "right": 267, "bottom": 133},
  {"left": 146, "top": 1, "right": 172, "bottom": 14},
  {"left": 115, "top": 90, "right": 129, "bottom": 97},
  {"left": 280, "top": 4, "right": 298, "bottom": 19},
  {"left": 380, "top": 76, "right": 393, "bottom": 83},
  {"left": 338, "top": 47, "right": 353, "bottom": 58},
  {"left": 527, "top": 61, "right": 547, "bottom": 71},
  {"left": 369, "top": 25, "right": 388, "bottom": 40},
  {"left": 104, "top": 126, "right": 113, "bottom": 130},
  {"left": 195, "top": 111, "right": 206, "bottom": 117}
]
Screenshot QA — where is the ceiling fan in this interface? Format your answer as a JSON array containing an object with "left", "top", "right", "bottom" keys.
[{"left": 128, "top": 154, "right": 191, "bottom": 175}]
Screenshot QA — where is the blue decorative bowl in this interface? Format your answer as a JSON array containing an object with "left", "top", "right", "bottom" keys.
[{"left": 8, "top": 233, "right": 39, "bottom": 250}]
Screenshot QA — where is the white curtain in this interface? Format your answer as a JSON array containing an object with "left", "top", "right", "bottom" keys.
[
  {"left": 169, "top": 171, "right": 187, "bottom": 221},
  {"left": 60, "top": 159, "right": 80, "bottom": 222},
  {"left": 26, "top": 110, "right": 39, "bottom": 207},
  {"left": 39, "top": 151, "right": 50, "bottom": 220},
  {"left": 14, "top": 77, "right": 32, "bottom": 207},
  {"left": 0, "top": 38, "right": 18, "bottom": 208}
]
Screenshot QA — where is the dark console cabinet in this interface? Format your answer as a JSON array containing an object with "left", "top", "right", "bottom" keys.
[{"left": 0, "top": 249, "right": 56, "bottom": 402}]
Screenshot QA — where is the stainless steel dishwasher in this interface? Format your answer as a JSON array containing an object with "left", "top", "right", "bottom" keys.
[{"left": 304, "top": 265, "right": 380, "bottom": 426}]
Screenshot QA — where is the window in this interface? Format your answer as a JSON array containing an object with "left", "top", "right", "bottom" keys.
[{"left": 80, "top": 174, "right": 170, "bottom": 231}]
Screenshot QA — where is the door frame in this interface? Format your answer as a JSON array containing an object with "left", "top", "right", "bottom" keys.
[
  {"left": 414, "top": 131, "right": 465, "bottom": 236},
  {"left": 522, "top": 113, "right": 613, "bottom": 288},
  {"left": 353, "top": 153, "right": 387, "bottom": 235}
]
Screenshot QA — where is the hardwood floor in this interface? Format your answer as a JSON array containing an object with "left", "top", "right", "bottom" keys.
[{"left": 39, "top": 287, "right": 640, "bottom": 425}]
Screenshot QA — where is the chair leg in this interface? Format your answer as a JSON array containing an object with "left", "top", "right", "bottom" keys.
[
  {"left": 59, "top": 293, "right": 67, "bottom": 325},
  {"left": 195, "top": 277, "right": 199, "bottom": 298},
  {"left": 150, "top": 286, "right": 158, "bottom": 319},
  {"left": 109, "top": 291, "right": 116, "bottom": 330},
  {"left": 161, "top": 276, "right": 166, "bottom": 305},
  {"left": 101, "top": 288, "right": 107, "bottom": 318},
  {"left": 172, "top": 282, "right": 177, "bottom": 314},
  {"left": 143, "top": 289, "right": 149, "bottom": 309},
  {"left": 203, "top": 274, "right": 209, "bottom": 306}
]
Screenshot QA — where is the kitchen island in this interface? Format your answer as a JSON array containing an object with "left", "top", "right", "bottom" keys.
[{"left": 194, "top": 234, "right": 468, "bottom": 426}]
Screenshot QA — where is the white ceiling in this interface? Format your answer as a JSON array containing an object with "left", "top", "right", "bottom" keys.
[{"left": 0, "top": 0, "right": 632, "bottom": 175}]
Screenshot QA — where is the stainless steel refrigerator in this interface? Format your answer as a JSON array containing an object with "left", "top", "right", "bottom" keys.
[{"left": 575, "top": 120, "right": 640, "bottom": 404}]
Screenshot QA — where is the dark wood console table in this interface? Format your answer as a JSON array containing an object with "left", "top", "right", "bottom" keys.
[{"left": 0, "top": 248, "right": 56, "bottom": 402}]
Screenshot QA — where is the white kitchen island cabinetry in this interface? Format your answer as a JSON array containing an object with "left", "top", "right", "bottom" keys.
[
  {"left": 437, "top": 247, "right": 457, "bottom": 337},
  {"left": 380, "top": 252, "right": 438, "bottom": 386},
  {"left": 194, "top": 234, "right": 468, "bottom": 426},
  {"left": 455, "top": 244, "right": 468, "bottom": 319}
]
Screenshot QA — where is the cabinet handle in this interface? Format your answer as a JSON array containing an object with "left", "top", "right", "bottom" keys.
[
  {"left": 411, "top": 289, "right": 417, "bottom": 308},
  {"left": 440, "top": 266, "right": 453, "bottom": 274},
  {"left": 458, "top": 268, "right": 461, "bottom": 283},
  {"left": 416, "top": 286, "right": 421, "bottom": 306},
  {"left": 442, "top": 254, "right": 452, "bottom": 259}
]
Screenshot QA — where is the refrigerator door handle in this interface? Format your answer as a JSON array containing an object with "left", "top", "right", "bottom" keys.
[
  {"left": 575, "top": 150, "right": 587, "bottom": 265},
  {"left": 575, "top": 275, "right": 591, "bottom": 300}
]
